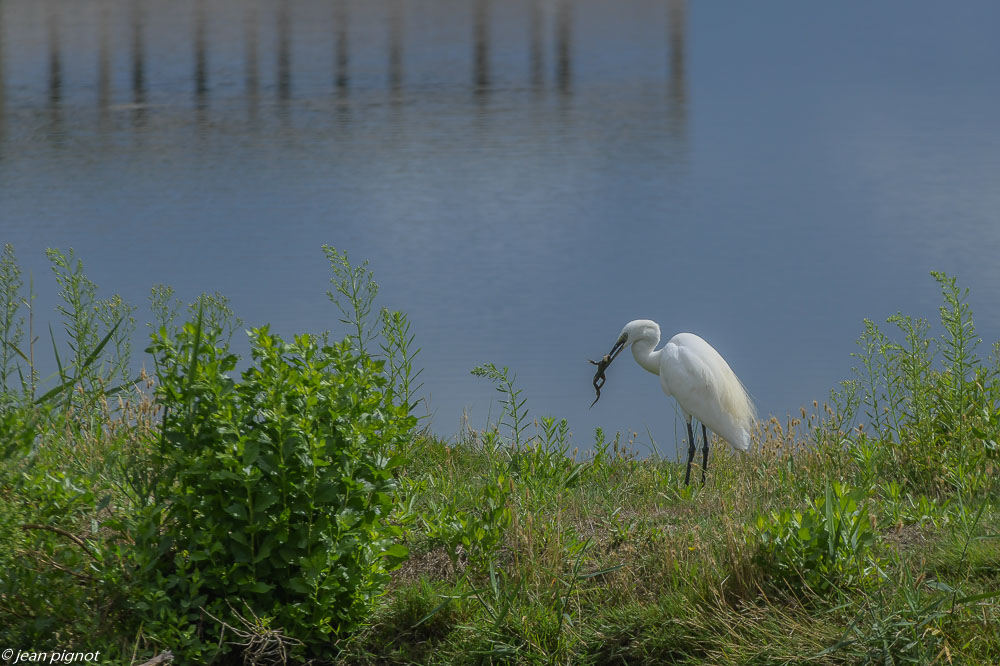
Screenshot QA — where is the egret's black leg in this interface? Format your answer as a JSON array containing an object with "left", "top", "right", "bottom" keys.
[
  {"left": 701, "top": 423, "right": 709, "bottom": 486},
  {"left": 684, "top": 420, "right": 696, "bottom": 486}
]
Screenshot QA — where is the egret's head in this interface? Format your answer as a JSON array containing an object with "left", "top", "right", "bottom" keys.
[
  {"left": 607, "top": 320, "right": 660, "bottom": 364},
  {"left": 617, "top": 320, "right": 660, "bottom": 347},
  {"left": 589, "top": 319, "right": 661, "bottom": 408}
]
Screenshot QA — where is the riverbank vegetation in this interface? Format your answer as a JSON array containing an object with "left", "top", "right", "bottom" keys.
[{"left": 1, "top": 244, "right": 998, "bottom": 664}]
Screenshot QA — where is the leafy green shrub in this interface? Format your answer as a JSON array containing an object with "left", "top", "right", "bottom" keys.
[
  {"left": 830, "top": 273, "right": 1000, "bottom": 495},
  {"left": 129, "top": 316, "right": 414, "bottom": 661},
  {"left": 0, "top": 246, "right": 139, "bottom": 654},
  {"left": 0, "top": 462, "right": 112, "bottom": 647},
  {"left": 752, "top": 483, "right": 882, "bottom": 595}
]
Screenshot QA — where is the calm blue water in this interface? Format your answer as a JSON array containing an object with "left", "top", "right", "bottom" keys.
[{"left": 2, "top": 0, "right": 1000, "bottom": 453}]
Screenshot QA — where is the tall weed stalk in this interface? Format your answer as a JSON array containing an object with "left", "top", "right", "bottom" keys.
[
  {"left": 324, "top": 245, "right": 379, "bottom": 356},
  {"left": 46, "top": 248, "right": 137, "bottom": 412},
  {"left": 323, "top": 246, "right": 422, "bottom": 420},
  {"left": 831, "top": 272, "right": 1000, "bottom": 495},
  {"left": 0, "top": 244, "right": 25, "bottom": 399}
]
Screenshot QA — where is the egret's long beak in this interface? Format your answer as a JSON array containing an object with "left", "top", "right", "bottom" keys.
[{"left": 606, "top": 337, "right": 627, "bottom": 365}]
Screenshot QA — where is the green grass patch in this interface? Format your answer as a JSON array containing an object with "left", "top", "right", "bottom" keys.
[{"left": 1, "top": 246, "right": 998, "bottom": 664}]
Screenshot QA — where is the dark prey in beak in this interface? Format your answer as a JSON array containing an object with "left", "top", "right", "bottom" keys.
[
  {"left": 589, "top": 337, "right": 627, "bottom": 408},
  {"left": 589, "top": 354, "right": 612, "bottom": 408}
]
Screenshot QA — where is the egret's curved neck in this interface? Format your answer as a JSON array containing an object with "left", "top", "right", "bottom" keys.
[{"left": 631, "top": 337, "right": 661, "bottom": 375}]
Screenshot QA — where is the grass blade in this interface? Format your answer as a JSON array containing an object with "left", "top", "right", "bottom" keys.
[{"left": 35, "top": 316, "right": 123, "bottom": 405}]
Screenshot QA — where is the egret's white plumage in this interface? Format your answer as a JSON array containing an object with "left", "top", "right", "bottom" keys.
[
  {"left": 593, "top": 320, "right": 755, "bottom": 484},
  {"left": 617, "top": 320, "right": 755, "bottom": 452}
]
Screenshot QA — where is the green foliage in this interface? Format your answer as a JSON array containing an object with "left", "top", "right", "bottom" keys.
[
  {"left": 820, "top": 573, "right": 950, "bottom": 664},
  {"left": 149, "top": 283, "right": 182, "bottom": 333},
  {"left": 0, "top": 383, "right": 146, "bottom": 654},
  {"left": 324, "top": 245, "right": 379, "bottom": 356},
  {"left": 380, "top": 307, "right": 424, "bottom": 418},
  {"left": 3, "top": 248, "right": 425, "bottom": 662},
  {"left": 346, "top": 578, "right": 464, "bottom": 664},
  {"left": 45, "top": 248, "right": 137, "bottom": 411},
  {"left": 472, "top": 363, "right": 530, "bottom": 448},
  {"left": 752, "top": 483, "right": 882, "bottom": 595},
  {"left": 2, "top": 246, "right": 135, "bottom": 413},
  {"left": 6, "top": 252, "right": 1000, "bottom": 664},
  {"left": 47, "top": 248, "right": 103, "bottom": 405},
  {"left": 0, "top": 243, "right": 25, "bottom": 398},
  {"left": 189, "top": 291, "right": 243, "bottom": 344},
  {"left": 325, "top": 246, "right": 423, "bottom": 424},
  {"left": 414, "top": 367, "right": 521, "bottom": 574},
  {"left": 0, "top": 249, "right": 143, "bottom": 654},
  {"left": 822, "top": 538, "right": 1000, "bottom": 665},
  {"left": 419, "top": 473, "right": 512, "bottom": 572},
  {"left": 96, "top": 294, "right": 136, "bottom": 384},
  {"left": 415, "top": 365, "right": 582, "bottom": 576},
  {"left": 0, "top": 403, "right": 41, "bottom": 459},
  {"left": 0, "top": 244, "right": 42, "bottom": 401},
  {"left": 127, "top": 317, "right": 415, "bottom": 660},
  {"left": 0, "top": 462, "right": 112, "bottom": 647},
  {"left": 470, "top": 365, "right": 584, "bottom": 497},
  {"left": 396, "top": 368, "right": 631, "bottom": 663},
  {"left": 828, "top": 272, "right": 1000, "bottom": 496},
  {"left": 880, "top": 479, "right": 952, "bottom": 529}
]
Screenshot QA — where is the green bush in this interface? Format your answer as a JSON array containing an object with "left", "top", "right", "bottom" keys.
[
  {"left": 752, "top": 483, "right": 882, "bottom": 595},
  {"left": 834, "top": 272, "right": 1000, "bottom": 495},
  {"left": 128, "top": 317, "right": 414, "bottom": 661}
]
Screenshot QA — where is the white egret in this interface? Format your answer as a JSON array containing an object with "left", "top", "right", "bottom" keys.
[{"left": 591, "top": 320, "right": 755, "bottom": 485}]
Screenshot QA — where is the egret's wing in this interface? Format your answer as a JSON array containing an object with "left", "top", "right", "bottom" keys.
[
  {"left": 664, "top": 334, "right": 755, "bottom": 450},
  {"left": 667, "top": 337, "right": 721, "bottom": 406}
]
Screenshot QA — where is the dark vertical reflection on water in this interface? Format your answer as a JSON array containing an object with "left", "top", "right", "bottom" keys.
[
  {"left": 97, "top": 1, "right": 111, "bottom": 120},
  {"left": 0, "top": 0, "right": 6, "bottom": 154},
  {"left": 334, "top": 1, "right": 349, "bottom": 91},
  {"left": 555, "top": 1, "right": 571, "bottom": 94},
  {"left": 47, "top": 12, "right": 61, "bottom": 107},
  {"left": 277, "top": 0, "right": 291, "bottom": 102},
  {"left": 194, "top": 0, "right": 208, "bottom": 104},
  {"left": 333, "top": 0, "right": 349, "bottom": 124},
  {"left": 244, "top": 3, "right": 258, "bottom": 120},
  {"left": 387, "top": 0, "right": 403, "bottom": 94},
  {"left": 529, "top": 0, "right": 544, "bottom": 88},
  {"left": 47, "top": 10, "right": 62, "bottom": 142},
  {"left": 131, "top": 0, "right": 147, "bottom": 126},
  {"left": 473, "top": 0, "right": 490, "bottom": 97},
  {"left": 666, "top": 0, "right": 687, "bottom": 136}
]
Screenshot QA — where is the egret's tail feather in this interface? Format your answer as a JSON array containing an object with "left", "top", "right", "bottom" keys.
[
  {"left": 718, "top": 368, "right": 756, "bottom": 428},
  {"left": 733, "top": 425, "right": 752, "bottom": 453},
  {"left": 716, "top": 364, "right": 755, "bottom": 452}
]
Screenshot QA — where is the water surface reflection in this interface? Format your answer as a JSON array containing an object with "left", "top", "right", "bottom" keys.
[
  {"left": 3, "top": 0, "right": 997, "bottom": 453},
  {"left": 2, "top": 0, "right": 688, "bottom": 121}
]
